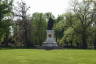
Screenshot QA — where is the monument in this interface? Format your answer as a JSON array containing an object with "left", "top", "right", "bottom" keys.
[{"left": 42, "top": 17, "right": 58, "bottom": 48}]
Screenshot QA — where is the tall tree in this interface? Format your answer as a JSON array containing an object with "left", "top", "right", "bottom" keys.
[
  {"left": 70, "top": 0, "right": 96, "bottom": 48},
  {"left": 0, "top": 0, "right": 13, "bottom": 46},
  {"left": 13, "top": 0, "right": 31, "bottom": 47},
  {"left": 31, "top": 13, "right": 47, "bottom": 45},
  {"left": 53, "top": 15, "right": 65, "bottom": 45}
]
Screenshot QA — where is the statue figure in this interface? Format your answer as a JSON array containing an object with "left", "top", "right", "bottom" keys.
[{"left": 47, "top": 17, "right": 54, "bottom": 30}]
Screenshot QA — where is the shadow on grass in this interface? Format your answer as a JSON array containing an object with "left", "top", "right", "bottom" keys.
[
  {"left": 0, "top": 46, "right": 95, "bottom": 50},
  {"left": 0, "top": 46, "right": 63, "bottom": 50}
]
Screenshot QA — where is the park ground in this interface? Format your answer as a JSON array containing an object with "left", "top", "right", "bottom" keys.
[{"left": 0, "top": 49, "right": 96, "bottom": 64}]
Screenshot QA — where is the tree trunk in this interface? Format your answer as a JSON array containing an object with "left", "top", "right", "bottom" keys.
[
  {"left": 81, "top": 32, "right": 87, "bottom": 49},
  {"left": 93, "top": 37, "right": 96, "bottom": 49}
]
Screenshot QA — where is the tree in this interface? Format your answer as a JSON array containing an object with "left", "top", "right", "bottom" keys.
[
  {"left": 53, "top": 15, "right": 65, "bottom": 45},
  {"left": 0, "top": 0, "right": 13, "bottom": 46},
  {"left": 54, "top": 0, "right": 96, "bottom": 49},
  {"left": 70, "top": 0, "right": 95, "bottom": 48},
  {"left": 31, "top": 13, "right": 47, "bottom": 45},
  {"left": 90, "top": 0, "right": 96, "bottom": 48},
  {"left": 13, "top": 0, "right": 31, "bottom": 47}
]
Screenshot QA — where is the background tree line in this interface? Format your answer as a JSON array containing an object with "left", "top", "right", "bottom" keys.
[{"left": 0, "top": 0, "right": 96, "bottom": 49}]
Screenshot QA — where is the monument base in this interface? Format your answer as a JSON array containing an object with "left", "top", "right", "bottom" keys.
[
  {"left": 42, "top": 42, "right": 58, "bottom": 47},
  {"left": 42, "top": 30, "right": 58, "bottom": 48}
]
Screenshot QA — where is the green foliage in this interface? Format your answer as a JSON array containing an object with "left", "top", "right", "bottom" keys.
[
  {"left": 0, "top": 0, "right": 96, "bottom": 49},
  {"left": 54, "top": 15, "right": 65, "bottom": 44},
  {"left": 31, "top": 13, "right": 47, "bottom": 45},
  {"left": 53, "top": 0, "right": 96, "bottom": 48},
  {"left": 0, "top": 0, "right": 13, "bottom": 42}
]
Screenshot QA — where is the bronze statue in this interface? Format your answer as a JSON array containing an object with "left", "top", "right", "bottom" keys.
[{"left": 47, "top": 17, "right": 54, "bottom": 30}]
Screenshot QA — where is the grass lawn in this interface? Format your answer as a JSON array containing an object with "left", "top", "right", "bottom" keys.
[{"left": 0, "top": 49, "right": 96, "bottom": 64}]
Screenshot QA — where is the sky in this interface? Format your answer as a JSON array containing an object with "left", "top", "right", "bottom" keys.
[{"left": 14, "top": 0, "right": 71, "bottom": 17}]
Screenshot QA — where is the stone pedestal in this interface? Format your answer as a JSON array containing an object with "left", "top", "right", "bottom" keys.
[{"left": 42, "top": 30, "right": 58, "bottom": 47}]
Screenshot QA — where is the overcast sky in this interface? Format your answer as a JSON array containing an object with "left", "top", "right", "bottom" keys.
[{"left": 14, "top": 0, "right": 71, "bottom": 17}]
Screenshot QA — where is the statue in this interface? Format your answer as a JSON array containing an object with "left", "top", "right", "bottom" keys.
[
  {"left": 47, "top": 17, "right": 54, "bottom": 30},
  {"left": 42, "top": 17, "right": 58, "bottom": 48}
]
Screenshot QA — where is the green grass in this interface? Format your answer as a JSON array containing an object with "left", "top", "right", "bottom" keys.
[{"left": 0, "top": 49, "right": 96, "bottom": 64}]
